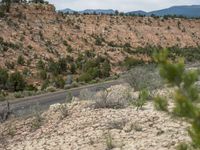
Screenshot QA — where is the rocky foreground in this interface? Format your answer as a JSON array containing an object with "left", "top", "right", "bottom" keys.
[{"left": 0, "top": 85, "right": 190, "bottom": 150}]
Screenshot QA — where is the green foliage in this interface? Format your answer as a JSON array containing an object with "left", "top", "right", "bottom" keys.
[
  {"left": 14, "top": 92, "right": 24, "bottom": 98},
  {"left": 132, "top": 89, "right": 149, "bottom": 110},
  {"left": 48, "top": 60, "right": 61, "bottom": 76},
  {"left": 155, "top": 49, "right": 200, "bottom": 148},
  {"left": 41, "top": 80, "right": 49, "bottom": 90},
  {"left": 8, "top": 71, "right": 26, "bottom": 92},
  {"left": 95, "top": 36, "right": 105, "bottom": 46},
  {"left": 70, "top": 63, "right": 76, "bottom": 74},
  {"left": 17, "top": 55, "right": 25, "bottom": 65},
  {"left": 54, "top": 76, "right": 65, "bottom": 89},
  {"left": 124, "top": 57, "right": 144, "bottom": 69},
  {"left": 39, "top": 70, "right": 47, "bottom": 80},
  {"left": 58, "top": 58, "right": 67, "bottom": 72},
  {"left": 37, "top": 59, "right": 45, "bottom": 70},
  {"left": 101, "top": 60, "right": 111, "bottom": 78},
  {"left": 176, "top": 142, "right": 189, "bottom": 150},
  {"left": 0, "top": 68, "right": 8, "bottom": 89},
  {"left": 105, "top": 132, "right": 115, "bottom": 150},
  {"left": 79, "top": 72, "right": 93, "bottom": 83},
  {"left": 47, "top": 58, "right": 67, "bottom": 76},
  {"left": 66, "top": 45, "right": 73, "bottom": 53},
  {"left": 154, "top": 96, "right": 168, "bottom": 111},
  {"left": 79, "top": 57, "right": 111, "bottom": 83}
]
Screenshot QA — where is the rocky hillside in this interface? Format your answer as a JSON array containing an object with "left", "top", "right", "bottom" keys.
[{"left": 0, "top": 3, "right": 200, "bottom": 86}]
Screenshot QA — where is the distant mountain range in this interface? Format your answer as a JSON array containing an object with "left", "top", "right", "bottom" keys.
[
  {"left": 59, "top": 8, "right": 115, "bottom": 14},
  {"left": 59, "top": 5, "right": 200, "bottom": 18}
]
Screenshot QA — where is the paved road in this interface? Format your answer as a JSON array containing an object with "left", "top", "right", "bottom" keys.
[
  {"left": 2, "top": 80, "right": 123, "bottom": 117},
  {"left": 1, "top": 63, "right": 199, "bottom": 117}
]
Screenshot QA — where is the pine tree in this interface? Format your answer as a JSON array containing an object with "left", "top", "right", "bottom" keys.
[{"left": 154, "top": 49, "right": 200, "bottom": 148}]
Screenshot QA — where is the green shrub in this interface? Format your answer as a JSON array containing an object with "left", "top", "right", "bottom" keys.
[
  {"left": 8, "top": 71, "right": 26, "bottom": 92},
  {"left": 124, "top": 57, "right": 144, "bottom": 69},
  {"left": 176, "top": 142, "right": 189, "bottom": 150},
  {"left": 66, "top": 91, "right": 73, "bottom": 103},
  {"left": 14, "top": 92, "right": 24, "bottom": 98},
  {"left": 17, "top": 55, "right": 25, "bottom": 65},
  {"left": 79, "top": 72, "right": 93, "bottom": 83},
  {"left": 23, "top": 68, "right": 30, "bottom": 76},
  {"left": 48, "top": 58, "right": 67, "bottom": 76},
  {"left": 0, "top": 68, "right": 8, "bottom": 89},
  {"left": 130, "top": 89, "right": 149, "bottom": 110},
  {"left": 41, "top": 80, "right": 49, "bottom": 90},
  {"left": 66, "top": 45, "right": 73, "bottom": 53},
  {"left": 48, "top": 60, "right": 60, "bottom": 76},
  {"left": 154, "top": 96, "right": 168, "bottom": 111},
  {"left": 31, "top": 104, "right": 43, "bottom": 131},
  {"left": 0, "top": 11, "right": 5, "bottom": 18},
  {"left": 37, "top": 59, "right": 45, "bottom": 70},
  {"left": 95, "top": 36, "right": 105, "bottom": 46},
  {"left": 39, "top": 70, "right": 47, "bottom": 80},
  {"left": 54, "top": 76, "right": 65, "bottom": 89},
  {"left": 154, "top": 49, "right": 200, "bottom": 148},
  {"left": 105, "top": 132, "right": 115, "bottom": 149},
  {"left": 101, "top": 60, "right": 111, "bottom": 78},
  {"left": 46, "top": 86, "right": 56, "bottom": 92}
]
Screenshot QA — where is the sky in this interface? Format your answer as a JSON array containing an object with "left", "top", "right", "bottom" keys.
[{"left": 48, "top": 0, "right": 200, "bottom": 12}]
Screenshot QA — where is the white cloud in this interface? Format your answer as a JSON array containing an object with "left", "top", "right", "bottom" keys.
[{"left": 48, "top": 0, "right": 200, "bottom": 12}]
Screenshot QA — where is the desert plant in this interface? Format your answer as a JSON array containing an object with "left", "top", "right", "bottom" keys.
[
  {"left": 126, "top": 64, "right": 163, "bottom": 91},
  {"left": 105, "top": 132, "right": 115, "bottom": 150},
  {"left": 130, "top": 89, "right": 149, "bottom": 110},
  {"left": 176, "top": 142, "right": 189, "bottom": 150},
  {"left": 36, "top": 59, "right": 45, "bottom": 70},
  {"left": 66, "top": 91, "right": 72, "bottom": 103},
  {"left": 7, "top": 123, "right": 16, "bottom": 137},
  {"left": 154, "top": 96, "right": 168, "bottom": 111},
  {"left": 54, "top": 76, "right": 65, "bottom": 89},
  {"left": 94, "top": 89, "right": 127, "bottom": 109},
  {"left": 124, "top": 57, "right": 143, "bottom": 69},
  {"left": 79, "top": 88, "right": 94, "bottom": 100},
  {"left": 39, "top": 70, "right": 47, "bottom": 80},
  {"left": 46, "top": 86, "right": 56, "bottom": 92},
  {"left": 8, "top": 71, "right": 26, "bottom": 92},
  {"left": 101, "top": 60, "right": 111, "bottom": 78},
  {"left": 154, "top": 49, "right": 200, "bottom": 148},
  {"left": 17, "top": 55, "right": 25, "bottom": 65},
  {"left": 14, "top": 92, "right": 24, "bottom": 98},
  {"left": 58, "top": 104, "right": 69, "bottom": 119},
  {"left": 31, "top": 104, "right": 43, "bottom": 131},
  {"left": 0, "top": 68, "right": 8, "bottom": 89}
]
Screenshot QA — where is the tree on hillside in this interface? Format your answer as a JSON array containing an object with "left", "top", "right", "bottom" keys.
[
  {"left": 0, "top": 68, "right": 8, "bottom": 89},
  {"left": 8, "top": 71, "right": 26, "bottom": 91},
  {"left": 29, "top": 0, "right": 45, "bottom": 3},
  {"left": 1, "top": 0, "right": 11, "bottom": 12}
]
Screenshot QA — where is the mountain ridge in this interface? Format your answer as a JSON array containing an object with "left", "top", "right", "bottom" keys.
[{"left": 60, "top": 5, "right": 200, "bottom": 17}]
